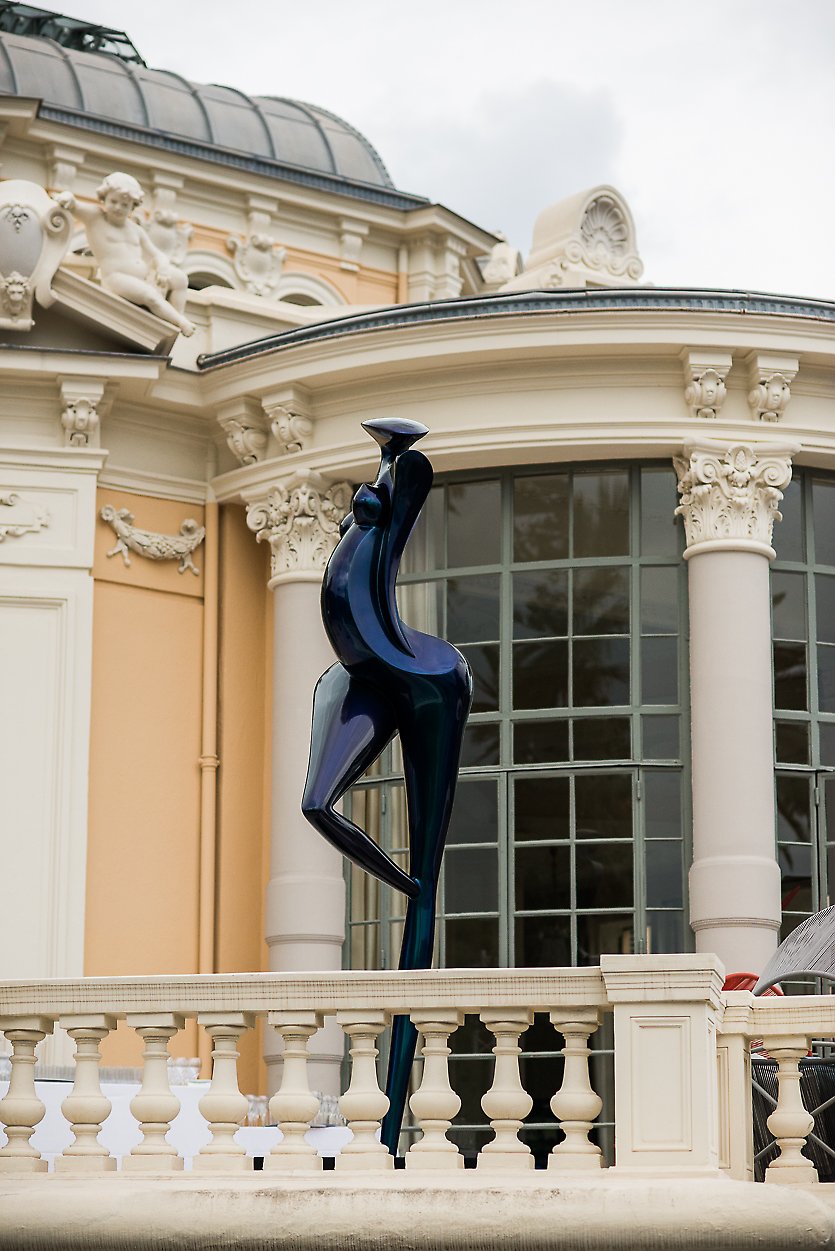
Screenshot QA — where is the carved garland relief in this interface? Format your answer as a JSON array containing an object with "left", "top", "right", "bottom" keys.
[{"left": 100, "top": 504, "right": 206, "bottom": 574}]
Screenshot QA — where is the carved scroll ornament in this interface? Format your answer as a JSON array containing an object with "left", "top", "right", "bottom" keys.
[
  {"left": 0, "top": 491, "right": 49, "bottom": 540},
  {"left": 246, "top": 474, "right": 352, "bottom": 582},
  {"left": 100, "top": 504, "right": 205, "bottom": 574},
  {"left": 673, "top": 443, "right": 795, "bottom": 551}
]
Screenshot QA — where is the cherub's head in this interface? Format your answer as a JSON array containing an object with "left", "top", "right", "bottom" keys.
[{"left": 95, "top": 172, "right": 144, "bottom": 224}]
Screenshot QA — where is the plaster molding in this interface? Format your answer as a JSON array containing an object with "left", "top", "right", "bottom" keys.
[
  {"left": 0, "top": 179, "right": 73, "bottom": 329},
  {"left": 58, "top": 376, "right": 109, "bottom": 448},
  {"left": 264, "top": 400, "right": 313, "bottom": 457},
  {"left": 0, "top": 490, "right": 49, "bottom": 540},
  {"left": 217, "top": 398, "right": 269, "bottom": 466},
  {"left": 245, "top": 472, "right": 352, "bottom": 586},
  {"left": 146, "top": 175, "right": 192, "bottom": 268},
  {"left": 339, "top": 218, "right": 369, "bottom": 272},
  {"left": 227, "top": 231, "right": 286, "bottom": 297},
  {"left": 747, "top": 353, "right": 798, "bottom": 423},
  {"left": 97, "top": 465, "right": 207, "bottom": 505},
  {"left": 100, "top": 504, "right": 205, "bottom": 575},
  {"left": 45, "top": 144, "right": 86, "bottom": 192},
  {"left": 682, "top": 351, "right": 732, "bottom": 420},
  {"left": 673, "top": 441, "right": 797, "bottom": 555}
]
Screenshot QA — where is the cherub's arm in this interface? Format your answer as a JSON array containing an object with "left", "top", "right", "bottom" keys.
[
  {"left": 138, "top": 224, "right": 171, "bottom": 274},
  {"left": 54, "top": 192, "right": 97, "bottom": 227}
]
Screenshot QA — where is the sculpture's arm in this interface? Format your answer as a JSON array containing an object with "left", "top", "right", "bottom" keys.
[
  {"left": 55, "top": 193, "right": 96, "bottom": 227},
  {"left": 138, "top": 224, "right": 172, "bottom": 275}
]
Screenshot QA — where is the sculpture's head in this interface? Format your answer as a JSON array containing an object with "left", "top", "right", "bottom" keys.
[
  {"left": 96, "top": 172, "right": 144, "bottom": 223},
  {"left": 362, "top": 417, "right": 428, "bottom": 460}
]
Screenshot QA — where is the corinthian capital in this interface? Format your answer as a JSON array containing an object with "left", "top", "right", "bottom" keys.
[
  {"left": 673, "top": 442, "right": 797, "bottom": 557},
  {"left": 246, "top": 472, "right": 353, "bottom": 586}
]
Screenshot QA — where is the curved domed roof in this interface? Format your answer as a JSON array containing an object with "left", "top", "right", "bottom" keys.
[{"left": 0, "top": 29, "right": 395, "bottom": 190}]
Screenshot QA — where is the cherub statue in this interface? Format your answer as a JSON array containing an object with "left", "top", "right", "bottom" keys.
[{"left": 56, "top": 173, "right": 194, "bottom": 336}]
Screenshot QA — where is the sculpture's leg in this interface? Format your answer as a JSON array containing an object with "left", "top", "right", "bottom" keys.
[
  {"left": 381, "top": 676, "right": 470, "bottom": 1154},
  {"left": 302, "top": 664, "right": 418, "bottom": 898}
]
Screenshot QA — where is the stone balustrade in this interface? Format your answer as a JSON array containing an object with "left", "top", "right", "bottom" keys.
[{"left": 0, "top": 956, "right": 831, "bottom": 1188}]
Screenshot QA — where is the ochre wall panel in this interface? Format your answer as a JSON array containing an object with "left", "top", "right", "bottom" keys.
[
  {"left": 215, "top": 504, "right": 271, "bottom": 1092},
  {"left": 87, "top": 493, "right": 206, "bottom": 1066}
]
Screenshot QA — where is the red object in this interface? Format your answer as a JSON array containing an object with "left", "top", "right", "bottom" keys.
[{"left": 723, "top": 972, "right": 784, "bottom": 996}]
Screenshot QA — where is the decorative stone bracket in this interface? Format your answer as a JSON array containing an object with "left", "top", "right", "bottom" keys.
[
  {"left": 218, "top": 397, "right": 269, "bottom": 467},
  {"left": 264, "top": 400, "right": 313, "bottom": 457},
  {"left": 100, "top": 504, "right": 205, "bottom": 574},
  {"left": 683, "top": 351, "right": 732, "bottom": 420},
  {"left": 673, "top": 442, "right": 796, "bottom": 555},
  {"left": 747, "top": 354, "right": 798, "bottom": 423},
  {"left": 246, "top": 472, "right": 353, "bottom": 586},
  {"left": 0, "top": 491, "right": 49, "bottom": 540},
  {"left": 58, "top": 377, "right": 110, "bottom": 448}
]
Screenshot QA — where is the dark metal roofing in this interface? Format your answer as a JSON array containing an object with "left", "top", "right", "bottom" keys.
[
  {"left": 0, "top": 27, "right": 406, "bottom": 199},
  {"left": 198, "top": 287, "right": 835, "bottom": 371}
]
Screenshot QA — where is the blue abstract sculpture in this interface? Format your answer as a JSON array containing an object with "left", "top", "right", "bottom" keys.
[{"left": 302, "top": 417, "right": 473, "bottom": 1153}]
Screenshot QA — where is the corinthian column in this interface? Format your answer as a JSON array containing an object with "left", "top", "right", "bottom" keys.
[
  {"left": 247, "top": 471, "right": 353, "bottom": 1093},
  {"left": 674, "top": 442, "right": 797, "bottom": 974}
]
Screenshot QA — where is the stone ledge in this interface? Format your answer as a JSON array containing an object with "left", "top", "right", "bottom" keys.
[{"left": 0, "top": 1175, "right": 832, "bottom": 1250}]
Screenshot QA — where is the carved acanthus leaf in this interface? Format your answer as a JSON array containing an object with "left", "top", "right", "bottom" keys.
[
  {"left": 100, "top": 504, "right": 205, "bottom": 574},
  {"left": 0, "top": 491, "right": 49, "bottom": 540},
  {"left": 673, "top": 443, "right": 794, "bottom": 550},
  {"left": 246, "top": 474, "right": 352, "bottom": 580}
]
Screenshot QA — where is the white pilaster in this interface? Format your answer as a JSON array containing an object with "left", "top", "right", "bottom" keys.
[
  {"left": 674, "top": 441, "right": 797, "bottom": 973},
  {"left": 246, "top": 470, "right": 353, "bottom": 1094}
]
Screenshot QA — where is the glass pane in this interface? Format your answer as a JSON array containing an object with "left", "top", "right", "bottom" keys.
[
  {"left": 514, "top": 720, "right": 569, "bottom": 764},
  {"left": 573, "top": 471, "right": 630, "bottom": 558},
  {"left": 640, "top": 567, "right": 678, "bottom": 634},
  {"left": 773, "top": 641, "right": 807, "bottom": 710},
  {"left": 643, "top": 771, "right": 681, "bottom": 839},
  {"left": 513, "top": 474, "right": 569, "bottom": 562},
  {"left": 642, "top": 715, "right": 680, "bottom": 759},
  {"left": 646, "top": 841, "right": 683, "bottom": 908},
  {"left": 641, "top": 636, "right": 678, "bottom": 705},
  {"left": 776, "top": 477, "right": 804, "bottom": 563},
  {"left": 515, "top": 845, "right": 571, "bottom": 910},
  {"left": 778, "top": 843, "right": 813, "bottom": 913},
  {"left": 351, "top": 855, "right": 380, "bottom": 924},
  {"left": 402, "top": 485, "right": 443, "bottom": 574},
  {"left": 514, "top": 776, "right": 570, "bottom": 842},
  {"left": 771, "top": 570, "right": 806, "bottom": 640},
  {"left": 447, "top": 480, "right": 501, "bottom": 568},
  {"left": 813, "top": 479, "right": 835, "bottom": 567},
  {"left": 513, "top": 570, "right": 568, "bottom": 639},
  {"left": 775, "top": 721, "right": 810, "bottom": 766},
  {"left": 641, "top": 467, "right": 681, "bottom": 558},
  {"left": 573, "top": 566, "right": 630, "bottom": 635},
  {"left": 445, "top": 917, "right": 498, "bottom": 967},
  {"left": 573, "top": 718, "right": 630, "bottom": 761},
  {"left": 646, "top": 911, "right": 685, "bottom": 955},
  {"left": 445, "top": 847, "right": 498, "bottom": 912},
  {"left": 515, "top": 915, "right": 571, "bottom": 967},
  {"left": 447, "top": 575, "right": 500, "bottom": 644},
  {"left": 820, "top": 722, "right": 835, "bottom": 767},
  {"left": 817, "top": 574, "right": 835, "bottom": 645},
  {"left": 776, "top": 774, "right": 812, "bottom": 842},
  {"left": 350, "top": 922, "right": 380, "bottom": 969},
  {"left": 448, "top": 778, "right": 498, "bottom": 845},
  {"left": 576, "top": 844, "right": 633, "bottom": 909},
  {"left": 572, "top": 637, "right": 630, "bottom": 706},
  {"left": 397, "top": 579, "right": 442, "bottom": 635},
  {"left": 460, "top": 723, "right": 500, "bottom": 767},
  {"left": 819, "top": 643, "right": 835, "bottom": 713},
  {"left": 577, "top": 914, "right": 633, "bottom": 964},
  {"left": 513, "top": 640, "right": 568, "bottom": 709},
  {"left": 575, "top": 773, "right": 632, "bottom": 839},
  {"left": 450, "top": 1057, "right": 492, "bottom": 1123},
  {"left": 518, "top": 1055, "right": 561, "bottom": 1125},
  {"left": 460, "top": 643, "right": 500, "bottom": 713},
  {"left": 450, "top": 1015, "right": 493, "bottom": 1055}
]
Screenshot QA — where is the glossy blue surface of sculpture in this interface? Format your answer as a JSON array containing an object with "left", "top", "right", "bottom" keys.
[
  {"left": 302, "top": 417, "right": 473, "bottom": 1153},
  {"left": 754, "top": 904, "right": 835, "bottom": 994}
]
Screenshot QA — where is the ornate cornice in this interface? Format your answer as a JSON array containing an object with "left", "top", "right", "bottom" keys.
[
  {"left": 246, "top": 472, "right": 352, "bottom": 587},
  {"left": 673, "top": 442, "right": 797, "bottom": 558}
]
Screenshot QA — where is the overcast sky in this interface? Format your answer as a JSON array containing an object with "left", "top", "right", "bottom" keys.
[{"left": 48, "top": 0, "right": 835, "bottom": 299}]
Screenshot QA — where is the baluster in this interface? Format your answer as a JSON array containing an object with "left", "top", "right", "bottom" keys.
[
  {"left": 762, "top": 1034, "right": 817, "bottom": 1184},
  {"left": 123, "top": 1013, "right": 184, "bottom": 1171},
  {"left": 193, "top": 1012, "right": 254, "bottom": 1171},
  {"left": 548, "top": 1008, "right": 603, "bottom": 1171},
  {"left": 0, "top": 1016, "right": 53, "bottom": 1172},
  {"left": 406, "top": 1010, "right": 463, "bottom": 1170},
  {"left": 477, "top": 1010, "right": 534, "bottom": 1170},
  {"left": 265, "top": 1011, "right": 322, "bottom": 1172},
  {"left": 335, "top": 1010, "right": 392, "bottom": 1170},
  {"left": 54, "top": 1014, "right": 116, "bottom": 1171}
]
